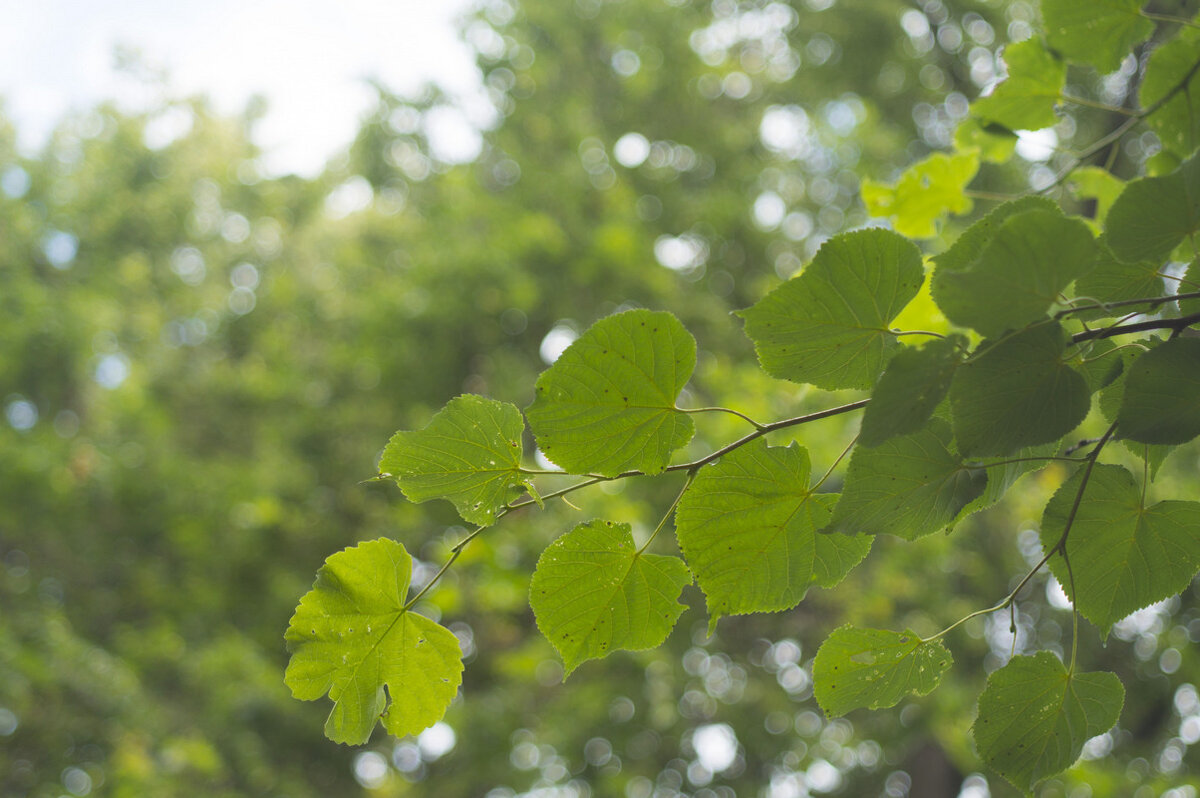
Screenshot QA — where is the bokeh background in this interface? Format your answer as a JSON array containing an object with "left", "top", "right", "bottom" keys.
[{"left": 2, "top": 1, "right": 1199, "bottom": 796}]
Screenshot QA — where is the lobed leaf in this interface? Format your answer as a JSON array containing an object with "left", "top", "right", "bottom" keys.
[
  {"left": 530, "top": 520, "right": 692, "bottom": 675},
  {"left": 861, "top": 151, "right": 980, "bottom": 239},
  {"left": 932, "top": 207, "right": 1098, "bottom": 337},
  {"left": 1104, "top": 152, "right": 1200, "bottom": 265},
  {"left": 285, "top": 539, "right": 464, "bottom": 745},
  {"left": 380, "top": 394, "right": 532, "bottom": 526},
  {"left": 813, "top": 625, "right": 952, "bottom": 717},
  {"left": 973, "top": 652, "right": 1123, "bottom": 793},
  {"left": 738, "top": 228, "right": 924, "bottom": 390},
  {"left": 1040, "top": 0, "right": 1154, "bottom": 74},
  {"left": 949, "top": 322, "right": 1090, "bottom": 457},
  {"left": 972, "top": 39, "right": 1066, "bottom": 132},
  {"left": 525, "top": 309, "right": 696, "bottom": 476},
  {"left": 828, "top": 419, "right": 986, "bottom": 540},
  {"left": 1140, "top": 27, "right": 1200, "bottom": 159},
  {"left": 1116, "top": 337, "right": 1200, "bottom": 445},
  {"left": 1041, "top": 464, "right": 1200, "bottom": 637},
  {"left": 674, "top": 439, "right": 871, "bottom": 631},
  {"left": 858, "top": 335, "right": 966, "bottom": 447}
]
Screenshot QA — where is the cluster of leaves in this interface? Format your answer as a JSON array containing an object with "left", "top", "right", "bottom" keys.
[{"left": 286, "top": 0, "right": 1200, "bottom": 792}]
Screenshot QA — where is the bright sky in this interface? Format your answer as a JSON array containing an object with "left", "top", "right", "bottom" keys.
[{"left": 0, "top": 0, "right": 481, "bottom": 175}]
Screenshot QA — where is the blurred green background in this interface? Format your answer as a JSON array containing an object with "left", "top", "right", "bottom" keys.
[{"left": 3, "top": 0, "right": 1199, "bottom": 796}]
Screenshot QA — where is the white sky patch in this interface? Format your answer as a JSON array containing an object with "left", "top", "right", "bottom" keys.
[
  {"left": 539, "top": 324, "right": 578, "bottom": 364},
  {"left": 1015, "top": 128, "right": 1058, "bottom": 162},
  {"left": 692, "top": 723, "right": 738, "bottom": 773},
  {"left": 0, "top": 0, "right": 479, "bottom": 176}
]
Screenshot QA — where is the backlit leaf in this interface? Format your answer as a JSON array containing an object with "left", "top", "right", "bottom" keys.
[
  {"left": 1041, "top": 0, "right": 1154, "bottom": 73},
  {"left": 285, "top": 539, "right": 463, "bottom": 745},
  {"left": 738, "top": 228, "right": 924, "bottom": 390},
  {"left": 972, "top": 39, "right": 1066, "bottom": 131},
  {"left": 932, "top": 207, "right": 1098, "bottom": 336},
  {"left": 861, "top": 151, "right": 980, "bottom": 238},
  {"left": 1104, "top": 152, "right": 1200, "bottom": 264},
  {"left": 380, "top": 394, "right": 532, "bottom": 526},
  {"left": 674, "top": 440, "right": 871, "bottom": 630},
  {"left": 1140, "top": 27, "right": 1200, "bottom": 159},
  {"left": 973, "top": 652, "right": 1123, "bottom": 793},
  {"left": 530, "top": 520, "right": 692, "bottom": 675},
  {"left": 1041, "top": 464, "right": 1200, "bottom": 637},
  {"left": 813, "top": 625, "right": 952, "bottom": 717},
  {"left": 526, "top": 309, "right": 696, "bottom": 476},
  {"left": 858, "top": 335, "right": 966, "bottom": 447},
  {"left": 933, "top": 196, "right": 1059, "bottom": 275},
  {"left": 828, "top": 419, "right": 986, "bottom": 540},
  {"left": 1067, "top": 167, "right": 1125, "bottom": 227},
  {"left": 950, "top": 323, "right": 1090, "bottom": 457},
  {"left": 1116, "top": 337, "right": 1200, "bottom": 445}
]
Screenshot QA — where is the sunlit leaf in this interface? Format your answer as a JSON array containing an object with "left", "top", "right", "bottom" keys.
[
  {"left": 1041, "top": 464, "right": 1200, "bottom": 637},
  {"left": 285, "top": 539, "right": 463, "bottom": 745},
  {"left": 1067, "top": 167, "right": 1125, "bottom": 227},
  {"left": 1105, "top": 152, "right": 1200, "bottom": 265},
  {"left": 954, "top": 118, "right": 1017, "bottom": 163},
  {"left": 380, "top": 394, "right": 532, "bottom": 526},
  {"left": 973, "top": 653, "right": 1123, "bottom": 792},
  {"left": 1116, "top": 337, "right": 1200, "bottom": 445},
  {"left": 1041, "top": 0, "right": 1154, "bottom": 73},
  {"left": 738, "top": 228, "right": 924, "bottom": 390},
  {"left": 813, "top": 625, "right": 952, "bottom": 717},
  {"left": 972, "top": 39, "right": 1066, "bottom": 131},
  {"left": 861, "top": 151, "right": 980, "bottom": 238},
  {"left": 950, "top": 322, "right": 1089, "bottom": 457},
  {"left": 674, "top": 440, "right": 871, "bottom": 630},
  {"left": 858, "top": 335, "right": 966, "bottom": 447},
  {"left": 1140, "top": 27, "right": 1200, "bottom": 159},
  {"left": 526, "top": 309, "right": 696, "bottom": 476},
  {"left": 932, "top": 207, "right": 1097, "bottom": 336},
  {"left": 933, "top": 196, "right": 1059, "bottom": 274},
  {"left": 828, "top": 419, "right": 986, "bottom": 540},
  {"left": 529, "top": 520, "right": 691, "bottom": 675}
]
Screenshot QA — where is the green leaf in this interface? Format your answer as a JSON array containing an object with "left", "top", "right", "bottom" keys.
[
  {"left": 1067, "top": 167, "right": 1125, "bottom": 227},
  {"left": 738, "top": 228, "right": 924, "bottom": 390},
  {"left": 861, "top": 151, "right": 980, "bottom": 238},
  {"left": 1182, "top": 258, "right": 1200, "bottom": 316},
  {"left": 828, "top": 419, "right": 986, "bottom": 540},
  {"left": 674, "top": 440, "right": 871, "bottom": 630},
  {"left": 1041, "top": 0, "right": 1154, "bottom": 74},
  {"left": 1140, "top": 27, "right": 1200, "bottom": 159},
  {"left": 1116, "top": 337, "right": 1200, "bottom": 445},
  {"left": 932, "top": 207, "right": 1098, "bottom": 336},
  {"left": 284, "top": 539, "right": 464, "bottom": 745},
  {"left": 858, "top": 335, "right": 966, "bottom": 447},
  {"left": 525, "top": 309, "right": 696, "bottom": 476},
  {"left": 1097, "top": 345, "right": 1173, "bottom": 476},
  {"left": 1072, "top": 247, "right": 1164, "bottom": 320},
  {"left": 529, "top": 520, "right": 691, "bottom": 675},
  {"left": 1104, "top": 152, "right": 1200, "bottom": 265},
  {"left": 973, "top": 652, "right": 1123, "bottom": 793},
  {"left": 813, "top": 625, "right": 952, "bottom": 717},
  {"left": 380, "top": 395, "right": 532, "bottom": 526},
  {"left": 950, "top": 322, "right": 1090, "bottom": 457},
  {"left": 1041, "top": 464, "right": 1200, "bottom": 637},
  {"left": 933, "top": 196, "right": 1059, "bottom": 275},
  {"left": 972, "top": 39, "right": 1066, "bottom": 132},
  {"left": 953, "top": 441, "right": 1059, "bottom": 524},
  {"left": 954, "top": 118, "right": 1017, "bottom": 164}
]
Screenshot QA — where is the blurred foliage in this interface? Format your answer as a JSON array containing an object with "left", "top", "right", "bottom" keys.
[{"left": 1, "top": 0, "right": 1199, "bottom": 796}]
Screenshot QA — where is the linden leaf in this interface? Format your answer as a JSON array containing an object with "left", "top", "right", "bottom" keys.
[
  {"left": 529, "top": 520, "right": 692, "bottom": 675},
  {"left": 525, "top": 309, "right": 696, "bottom": 476},
  {"left": 674, "top": 439, "right": 871, "bottom": 631},
  {"left": 1140, "top": 27, "right": 1200, "bottom": 159},
  {"left": 285, "top": 539, "right": 463, "bottom": 745},
  {"left": 1041, "top": 0, "right": 1154, "bottom": 74},
  {"left": 973, "top": 652, "right": 1123, "bottom": 793},
  {"left": 1041, "top": 464, "right": 1200, "bottom": 637},
  {"left": 813, "top": 625, "right": 952, "bottom": 717},
  {"left": 380, "top": 394, "right": 532, "bottom": 526},
  {"left": 858, "top": 335, "right": 966, "bottom": 448},
  {"left": 972, "top": 39, "right": 1066, "bottom": 132},
  {"left": 738, "top": 228, "right": 924, "bottom": 390},
  {"left": 861, "top": 150, "right": 980, "bottom": 239},
  {"left": 1116, "top": 338, "right": 1200, "bottom": 445},
  {"left": 828, "top": 419, "right": 986, "bottom": 541},
  {"left": 949, "top": 322, "right": 1090, "bottom": 457},
  {"left": 1105, "top": 152, "right": 1200, "bottom": 265}
]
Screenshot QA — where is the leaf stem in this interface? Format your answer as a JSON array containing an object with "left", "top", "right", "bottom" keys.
[
  {"left": 1140, "top": 10, "right": 1200, "bottom": 28},
  {"left": 1060, "top": 94, "right": 1137, "bottom": 116},
  {"left": 968, "top": 455, "right": 1087, "bottom": 468},
  {"left": 638, "top": 472, "right": 696, "bottom": 554},
  {"left": 681, "top": 405, "right": 766, "bottom": 429},
  {"left": 811, "top": 433, "right": 859, "bottom": 492},
  {"left": 889, "top": 329, "right": 947, "bottom": 339},
  {"left": 1056, "top": 290, "right": 1200, "bottom": 319},
  {"left": 403, "top": 526, "right": 486, "bottom": 611}
]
